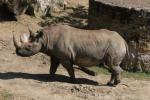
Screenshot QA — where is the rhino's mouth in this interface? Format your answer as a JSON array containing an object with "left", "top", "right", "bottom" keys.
[{"left": 16, "top": 49, "right": 33, "bottom": 57}]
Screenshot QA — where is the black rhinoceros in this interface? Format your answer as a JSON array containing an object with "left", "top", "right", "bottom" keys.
[{"left": 13, "top": 24, "right": 128, "bottom": 86}]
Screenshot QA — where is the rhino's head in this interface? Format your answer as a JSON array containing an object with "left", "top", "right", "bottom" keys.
[{"left": 13, "top": 28, "right": 43, "bottom": 57}]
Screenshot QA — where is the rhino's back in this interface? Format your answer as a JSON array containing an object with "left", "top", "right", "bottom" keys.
[
  {"left": 67, "top": 26, "right": 126, "bottom": 66},
  {"left": 60, "top": 26, "right": 112, "bottom": 66},
  {"left": 46, "top": 25, "right": 126, "bottom": 66}
]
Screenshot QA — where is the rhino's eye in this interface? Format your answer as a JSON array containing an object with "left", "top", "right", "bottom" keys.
[
  {"left": 25, "top": 45, "right": 32, "bottom": 50},
  {"left": 30, "top": 37, "right": 36, "bottom": 42},
  {"left": 28, "top": 45, "right": 32, "bottom": 48}
]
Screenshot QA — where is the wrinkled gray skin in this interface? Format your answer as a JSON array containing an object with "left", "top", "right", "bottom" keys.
[{"left": 13, "top": 24, "right": 128, "bottom": 86}]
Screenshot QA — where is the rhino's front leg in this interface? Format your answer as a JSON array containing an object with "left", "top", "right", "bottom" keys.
[
  {"left": 61, "top": 60, "right": 75, "bottom": 83},
  {"left": 49, "top": 56, "right": 60, "bottom": 78}
]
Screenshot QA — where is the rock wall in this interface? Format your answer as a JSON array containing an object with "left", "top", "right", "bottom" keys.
[
  {"left": 38, "top": 0, "right": 65, "bottom": 12},
  {"left": 88, "top": 0, "right": 150, "bottom": 72},
  {"left": 0, "top": 0, "right": 39, "bottom": 15},
  {"left": 0, "top": 0, "right": 65, "bottom": 16}
]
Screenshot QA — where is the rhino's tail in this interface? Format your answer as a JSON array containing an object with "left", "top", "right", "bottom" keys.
[
  {"left": 120, "top": 40, "right": 131, "bottom": 70},
  {"left": 124, "top": 40, "right": 130, "bottom": 60}
]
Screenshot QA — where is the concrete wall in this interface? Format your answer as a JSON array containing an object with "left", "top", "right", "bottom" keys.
[{"left": 88, "top": 0, "right": 150, "bottom": 72}]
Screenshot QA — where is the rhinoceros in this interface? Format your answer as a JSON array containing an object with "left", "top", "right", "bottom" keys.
[{"left": 13, "top": 24, "right": 128, "bottom": 86}]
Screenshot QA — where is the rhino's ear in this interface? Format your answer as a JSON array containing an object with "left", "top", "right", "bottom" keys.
[
  {"left": 36, "top": 31, "right": 43, "bottom": 38},
  {"left": 30, "top": 31, "right": 43, "bottom": 42}
]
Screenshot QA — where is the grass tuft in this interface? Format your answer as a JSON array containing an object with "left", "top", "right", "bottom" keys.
[
  {"left": 0, "top": 90, "right": 13, "bottom": 100},
  {"left": 89, "top": 67, "right": 150, "bottom": 80}
]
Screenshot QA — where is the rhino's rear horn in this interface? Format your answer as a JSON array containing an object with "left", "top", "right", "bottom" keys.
[
  {"left": 13, "top": 34, "right": 22, "bottom": 48},
  {"left": 28, "top": 25, "right": 35, "bottom": 37}
]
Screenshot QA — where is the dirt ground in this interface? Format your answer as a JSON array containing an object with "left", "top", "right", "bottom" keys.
[{"left": 0, "top": 0, "right": 149, "bottom": 100}]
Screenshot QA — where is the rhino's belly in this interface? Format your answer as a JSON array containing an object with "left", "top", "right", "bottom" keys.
[{"left": 74, "top": 57, "right": 100, "bottom": 67}]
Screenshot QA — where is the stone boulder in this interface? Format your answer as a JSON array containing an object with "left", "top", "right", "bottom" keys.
[{"left": 0, "top": 0, "right": 66, "bottom": 16}]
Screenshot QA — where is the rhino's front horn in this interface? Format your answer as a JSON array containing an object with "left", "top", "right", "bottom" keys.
[
  {"left": 13, "top": 35, "right": 22, "bottom": 48},
  {"left": 20, "top": 33, "right": 29, "bottom": 43}
]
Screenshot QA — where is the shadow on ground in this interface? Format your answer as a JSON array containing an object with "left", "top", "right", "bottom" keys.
[
  {"left": 39, "top": 6, "right": 88, "bottom": 29},
  {"left": 0, "top": 72, "right": 101, "bottom": 86}
]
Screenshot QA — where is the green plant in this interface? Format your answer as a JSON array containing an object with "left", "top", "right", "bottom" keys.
[{"left": 0, "top": 90, "right": 13, "bottom": 100}]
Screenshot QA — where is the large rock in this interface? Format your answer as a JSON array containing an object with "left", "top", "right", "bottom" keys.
[
  {"left": 0, "top": 0, "right": 65, "bottom": 16},
  {"left": 39, "top": 0, "right": 66, "bottom": 17}
]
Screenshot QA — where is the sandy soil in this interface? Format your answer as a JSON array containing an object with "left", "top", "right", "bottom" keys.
[{"left": 0, "top": 0, "right": 149, "bottom": 100}]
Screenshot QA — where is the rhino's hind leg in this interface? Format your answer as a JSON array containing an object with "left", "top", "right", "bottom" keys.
[
  {"left": 61, "top": 60, "right": 75, "bottom": 83},
  {"left": 107, "top": 72, "right": 115, "bottom": 86},
  {"left": 107, "top": 66, "right": 123, "bottom": 86},
  {"left": 113, "top": 66, "right": 123, "bottom": 85},
  {"left": 49, "top": 56, "right": 60, "bottom": 78}
]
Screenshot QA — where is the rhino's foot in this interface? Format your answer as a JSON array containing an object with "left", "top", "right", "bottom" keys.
[
  {"left": 114, "top": 80, "right": 121, "bottom": 85},
  {"left": 49, "top": 74, "right": 55, "bottom": 77},
  {"left": 49, "top": 74, "right": 56, "bottom": 81},
  {"left": 69, "top": 77, "right": 76, "bottom": 83},
  {"left": 107, "top": 81, "right": 115, "bottom": 86},
  {"left": 107, "top": 80, "right": 121, "bottom": 86}
]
